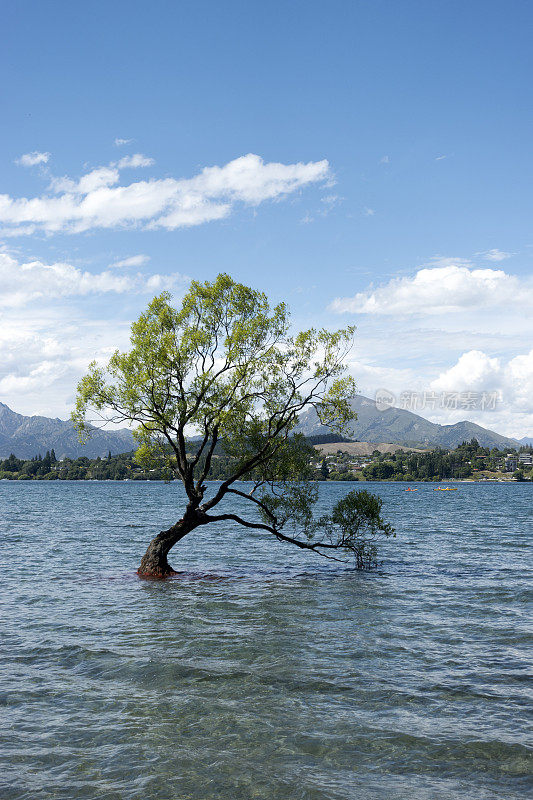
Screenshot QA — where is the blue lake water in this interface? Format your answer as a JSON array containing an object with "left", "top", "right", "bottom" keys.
[{"left": 1, "top": 480, "right": 531, "bottom": 799}]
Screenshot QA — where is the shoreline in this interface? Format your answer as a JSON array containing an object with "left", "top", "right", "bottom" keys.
[{"left": 0, "top": 477, "right": 527, "bottom": 484}]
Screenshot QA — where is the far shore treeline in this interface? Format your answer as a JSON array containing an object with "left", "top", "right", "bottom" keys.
[{"left": 1, "top": 437, "right": 531, "bottom": 483}]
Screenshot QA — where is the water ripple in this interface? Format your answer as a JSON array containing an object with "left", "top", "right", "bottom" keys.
[{"left": 0, "top": 480, "right": 531, "bottom": 799}]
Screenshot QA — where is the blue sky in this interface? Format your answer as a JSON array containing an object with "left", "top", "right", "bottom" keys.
[{"left": 1, "top": 0, "right": 532, "bottom": 436}]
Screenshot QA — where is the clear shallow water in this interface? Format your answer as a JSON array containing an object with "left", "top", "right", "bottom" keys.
[{"left": 1, "top": 481, "right": 531, "bottom": 800}]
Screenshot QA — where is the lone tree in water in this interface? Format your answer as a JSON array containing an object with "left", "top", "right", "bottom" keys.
[{"left": 73, "top": 274, "right": 394, "bottom": 577}]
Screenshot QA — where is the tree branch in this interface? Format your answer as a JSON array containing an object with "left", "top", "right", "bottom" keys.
[{"left": 204, "top": 512, "right": 349, "bottom": 562}]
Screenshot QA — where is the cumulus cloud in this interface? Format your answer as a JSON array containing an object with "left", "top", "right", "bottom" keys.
[
  {"left": 16, "top": 151, "right": 50, "bottom": 167},
  {"left": 111, "top": 254, "right": 150, "bottom": 268},
  {"left": 430, "top": 350, "right": 502, "bottom": 392},
  {"left": 341, "top": 340, "right": 533, "bottom": 437},
  {"left": 505, "top": 349, "right": 533, "bottom": 413},
  {"left": 48, "top": 166, "right": 119, "bottom": 195},
  {"left": 328, "top": 252, "right": 533, "bottom": 436},
  {"left": 0, "top": 153, "right": 330, "bottom": 236},
  {"left": 114, "top": 138, "right": 133, "bottom": 146},
  {"left": 330, "top": 264, "right": 533, "bottom": 315},
  {"left": 430, "top": 348, "right": 533, "bottom": 420},
  {"left": 0, "top": 252, "right": 185, "bottom": 307}
]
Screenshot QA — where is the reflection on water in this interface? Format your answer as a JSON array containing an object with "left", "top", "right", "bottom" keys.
[{"left": 1, "top": 481, "right": 531, "bottom": 799}]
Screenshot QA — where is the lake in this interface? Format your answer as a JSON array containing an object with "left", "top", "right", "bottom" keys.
[{"left": 1, "top": 481, "right": 531, "bottom": 799}]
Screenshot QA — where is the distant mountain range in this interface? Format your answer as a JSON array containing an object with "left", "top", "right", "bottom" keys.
[
  {"left": 0, "top": 403, "right": 135, "bottom": 459},
  {"left": 295, "top": 395, "right": 522, "bottom": 450},
  {"left": 0, "top": 395, "right": 525, "bottom": 460}
]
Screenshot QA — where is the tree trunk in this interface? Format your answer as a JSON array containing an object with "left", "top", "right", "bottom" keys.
[{"left": 137, "top": 514, "right": 199, "bottom": 578}]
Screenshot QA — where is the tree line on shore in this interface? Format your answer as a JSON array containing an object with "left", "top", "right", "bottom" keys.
[
  {"left": 1, "top": 438, "right": 531, "bottom": 482},
  {"left": 323, "top": 439, "right": 532, "bottom": 482}
]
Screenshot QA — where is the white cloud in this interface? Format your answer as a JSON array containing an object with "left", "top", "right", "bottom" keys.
[
  {"left": 0, "top": 306, "right": 132, "bottom": 420},
  {"left": 0, "top": 252, "right": 186, "bottom": 308},
  {"left": 144, "top": 274, "right": 178, "bottom": 291},
  {"left": 0, "top": 361, "right": 68, "bottom": 394},
  {"left": 430, "top": 350, "right": 502, "bottom": 392},
  {"left": 435, "top": 155, "right": 447, "bottom": 161},
  {"left": 16, "top": 151, "right": 50, "bottom": 167},
  {"left": 478, "top": 248, "right": 513, "bottom": 262},
  {"left": 380, "top": 156, "right": 390, "bottom": 164},
  {"left": 48, "top": 166, "right": 119, "bottom": 195},
  {"left": 0, "top": 153, "right": 330, "bottom": 235},
  {"left": 427, "top": 348, "right": 533, "bottom": 433},
  {"left": 114, "top": 153, "right": 155, "bottom": 169},
  {"left": 0, "top": 252, "right": 189, "bottom": 419},
  {"left": 341, "top": 342, "right": 533, "bottom": 438},
  {"left": 114, "top": 138, "right": 133, "bottom": 146},
  {"left": 111, "top": 254, "right": 150, "bottom": 268},
  {"left": 363, "top": 207, "right": 375, "bottom": 216},
  {"left": 328, "top": 256, "right": 533, "bottom": 436},
  {"left": 330, "top": 264, "right": 533, "bottom": 315},
  {"left": 506, "top": 349, "right": 533, "bottom": 413}
]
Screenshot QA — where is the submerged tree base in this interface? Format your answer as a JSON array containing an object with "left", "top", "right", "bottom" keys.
[
  {"left": 137, "top": 545, "right": 180, "bottom": 578},
  {"left": 137, "top": 563, "right": 179, "bottom": 579},
  {"left": 136, "top": 513, "right": 202, "bottom": 578}
]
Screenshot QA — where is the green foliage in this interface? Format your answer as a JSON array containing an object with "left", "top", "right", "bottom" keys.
[
  {"left": 362, "top": 461, "right": 396, "bottom": 480},
  {"left": 0, "top": 439, "right": 523, "bottom": 487},
  {"left": 259, "top": 482, "right": 320, "bottom": 540},
  {"left": 2, "top": 454, "right": 23, "bottom": 472},
  {"left": 329, "top": 471, "right": 359, "bottom": 481},
  {"left": 355, "top": 447, "right": 476, "bottom": 481},
  {"left": 68, "top": 274, "right": 395, "bottom": 569},
  {"left": 66, "top": 273, "right": 401, "bottom": 570},
  {"left": 0, "top": 451, "right": 137, "bottom": 481},
  {"left": 72, "top": 273, "right": 356, "bottom": 498},
  {"left": 258, "top": 486, "right": 394, "bottom": 568},
  {"left": 330, "top": 490, "right": 395, "bottom": 568},
  {"left": 308, "top": 435, "right": 523, "bottom": 482}
]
